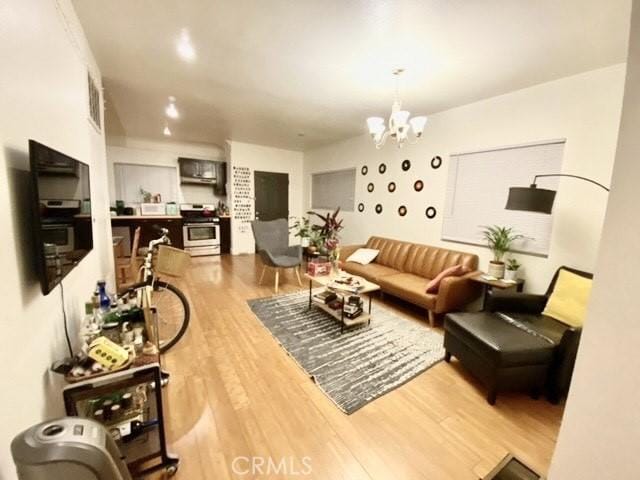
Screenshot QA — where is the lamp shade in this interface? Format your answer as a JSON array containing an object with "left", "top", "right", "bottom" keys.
[{"left": 505, "top": 185, "right": 557, "bottom": 214}]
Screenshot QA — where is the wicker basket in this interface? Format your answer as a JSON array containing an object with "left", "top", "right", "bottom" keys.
[{"left": 156, "top": 245, "right": 191, "bottom": 277}]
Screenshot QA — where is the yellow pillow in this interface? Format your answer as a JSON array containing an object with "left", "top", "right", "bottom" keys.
[{"left": 542, "top": 270, "right": 593, "bottom": 327}]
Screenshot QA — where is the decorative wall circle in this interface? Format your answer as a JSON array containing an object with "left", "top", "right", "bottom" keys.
[
  {"left": 358, "top": 203, "right": 364, "bottom": 212},
  {"left": 388, "top": 182, "right": 396, "bottom": 193},
  {"left": 367, "top": 183, "right": 374, "bottom": 192},
  {"left": 431, "top": 156, "right": 442, "bottom": 169},
  {"left": 361, "top": 165, "right": 368, "bottom": 175},
  {"left": 398, "top": 205, "right": 407, "bottom": 217},
  {"left": 414, "top": 180, "right": 424, "bottom": 192},
  {"left": 378, "top": 163, "right": 387, "bottom": 174},
  {"left": 375, "top": 204, "right": 383, "bottom": 214},
  {"left": 425, "top": 206, "right": 437, "bottom": 219},
  {"left": 402, "top": 159, "right": 411, "bottom": 171}
]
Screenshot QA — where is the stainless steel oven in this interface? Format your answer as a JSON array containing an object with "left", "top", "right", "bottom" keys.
[{"left": 182, "top": 220, "right": 220, "bottom": 256}]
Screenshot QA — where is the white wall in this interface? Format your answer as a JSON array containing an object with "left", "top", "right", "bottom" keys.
[
  {"left": 106, "top": 136, "right": 226, "bottom": 206},
  {"left": 228, "top": 140, "right": 304, "bottom": 254},
  {"left": 0, "top": 0, "right": 112, "bottom": 477},
  {"left": 304, "top": 65, "right": 626, "bottom": 292},
  {"left": 549, "top": 3, "right": 640, "bottom": 478}
]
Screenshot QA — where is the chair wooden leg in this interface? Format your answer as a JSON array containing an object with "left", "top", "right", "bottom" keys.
[
  {"left": 258, "top": 265, "right": 267, "bottom": 285},
  {"left": 274, "top": 269, "right": 280, "bottom": 294},
  {"left": 294, "top": 266, "right": 302, "bottom": 286}
]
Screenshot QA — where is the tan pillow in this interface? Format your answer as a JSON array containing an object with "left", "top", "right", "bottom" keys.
[
  {"left": 426, "top": 265, "right": 468, "bottom": 294},
  {"left": 543, "top": 270, "right": 593, "bottom": 327}
]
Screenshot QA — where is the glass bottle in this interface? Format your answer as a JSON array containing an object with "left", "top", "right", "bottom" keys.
[{"left": 97, "top": 281, "right": 110, "bottom": 312}]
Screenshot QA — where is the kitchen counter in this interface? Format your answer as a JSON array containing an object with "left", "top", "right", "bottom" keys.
[{"left": 111, "top": 215, "right": 183, "bottom": 220}]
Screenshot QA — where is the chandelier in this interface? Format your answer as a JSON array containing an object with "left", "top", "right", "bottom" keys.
[{"left": 366, "top": 69, "right": 427, "bottom": 149}]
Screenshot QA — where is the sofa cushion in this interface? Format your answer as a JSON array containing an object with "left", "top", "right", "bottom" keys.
[
  {"left": 345, "top": 248, "right": 380, "bottom": 265},
  {"left": 341, "top": 262, "right": 400, "bottom": 283},
  {"left": 365, "top": 237, "right": 413, "bottom": 271},
  {"left": 542, "top": 269, "right": 593, "bottom": 327},
  {"left": 377, "top": 273, "right": 437, "bottom": 310},
  {"left": 445, "top": 312, "right": 555, "bottom": 367},
  {"left": 404, "top": 244, "right": 478, "bottom": 279}
]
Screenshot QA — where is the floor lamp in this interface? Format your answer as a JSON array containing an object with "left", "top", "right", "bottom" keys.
[{"left": 505, "top": 174, "right": 610, "bottom": 214}]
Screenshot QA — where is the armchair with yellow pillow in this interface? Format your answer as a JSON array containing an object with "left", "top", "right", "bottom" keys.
[{"left": 484, "top": 266, "right": 593, "bottom": 402}]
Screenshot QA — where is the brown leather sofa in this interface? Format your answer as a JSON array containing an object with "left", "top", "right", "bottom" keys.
[{"left": 340, "top": 237, "right": 481, "bottom": 326}]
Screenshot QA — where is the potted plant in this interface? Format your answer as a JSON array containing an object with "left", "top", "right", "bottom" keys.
[
  {"left": 308, "top": 208, "right": 344, "bottom": 272},
  {"left": 480, "top": 225, "right": 525, "bottom": 279},
  {"left": 504, "top": 258, "right": 521, "bottom": 282},
  {"left": 290, "top": 216, "right": 312, "bottom": 247}
]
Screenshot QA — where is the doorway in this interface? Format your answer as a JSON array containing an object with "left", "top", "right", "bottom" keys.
[{"left": 254, "top": 171, "right": 289, "bottom": 221}]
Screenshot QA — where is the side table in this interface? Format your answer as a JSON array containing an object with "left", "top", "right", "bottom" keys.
[{"left": 470, "top": 274, "right": 525, "bottom": 310}]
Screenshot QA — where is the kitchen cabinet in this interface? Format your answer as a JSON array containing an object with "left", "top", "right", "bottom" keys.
[
  {"left": 219, "top": 217, "right": 231, "bottom": 254},
  {"left": 111, "top": 216, "right": 184, "bottom": 251},
  {"left": 178, "top": 158, "right": 216, "bottom": 185}
]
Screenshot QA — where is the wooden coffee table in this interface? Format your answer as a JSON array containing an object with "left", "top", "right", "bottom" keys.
[{"left": 304, "top": 272, "right": 380, "bottom": 333}]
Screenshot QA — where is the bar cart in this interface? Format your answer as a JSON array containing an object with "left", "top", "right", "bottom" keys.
[{"left": 63, "top": 363, "right": 178, "bottom": 478}]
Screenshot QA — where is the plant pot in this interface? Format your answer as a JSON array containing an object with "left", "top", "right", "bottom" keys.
[
  {"left": 504, "top": 269, "right": 518, "bottom": 282},
  {"left": 488, "top": 261, "right": 505, "bottom": 279},
  {"left": 300, "top": 237, "right": 310, "bottom": 247}
]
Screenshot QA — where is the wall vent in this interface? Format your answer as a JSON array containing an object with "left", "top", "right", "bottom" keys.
[{"left": 87, "top": 72, "right": 101, "bottom": 131}]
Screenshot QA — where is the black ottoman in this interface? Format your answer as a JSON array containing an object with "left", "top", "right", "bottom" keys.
[{"left": 444, "top": 312, "right": 555, "bottom": 405}]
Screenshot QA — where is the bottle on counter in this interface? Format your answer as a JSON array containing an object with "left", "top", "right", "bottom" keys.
[{"left": 97, "top": 281, "right": 110, "bottom": 312}]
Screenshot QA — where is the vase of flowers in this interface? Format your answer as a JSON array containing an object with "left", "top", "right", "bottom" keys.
[{"left": 308, "top": 207, "right": 344, "bottom": 273}]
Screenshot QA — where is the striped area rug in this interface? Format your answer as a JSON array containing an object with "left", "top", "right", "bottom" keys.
[{"left": 247, "top": 290, "right": 445, "bottom": 414}]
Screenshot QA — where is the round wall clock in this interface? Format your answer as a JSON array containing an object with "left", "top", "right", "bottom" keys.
[
  {"left": 375, "top": 204, "right": 383, "bottom": 214},
  {"left": 358, "top": 203, "right": 364, "bottom": 212},
  {"left": 388, "top": 182, "right": 396, "bottom": 193},
  {"left": 367, "top": 183, "right": 374, "bottom": 192},
  {"left": 425, "top": 206, "right": 437, "bottom": 219},
  {"left": 431, "top": 156, "right": 442, "bottom": 169},
  {"left": 398, "top": 205, "right": 407, "bottom": 217},
  {"left": 361, "top": 165, "right": 368, "bottom": 175},
  {"left": 414, "top": 180, "right": 424, "bottom": 192},
  {"left": 402, "top": 159, "right": 411, "bottom": 171},
  {"left": 378, "top": 163, "right": 387, "bottom": 174}
]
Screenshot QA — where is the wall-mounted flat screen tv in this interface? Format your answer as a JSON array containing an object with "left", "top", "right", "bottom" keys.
[{"left": 29, "top": 140, "right": 93, "bottom": 295}]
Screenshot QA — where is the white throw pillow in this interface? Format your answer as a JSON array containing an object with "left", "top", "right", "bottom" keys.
[{"left": 346, "top": 248, "right": 380, "bottom": 265}]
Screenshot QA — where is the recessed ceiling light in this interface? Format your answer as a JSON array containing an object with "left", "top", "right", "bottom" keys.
[
  {"left": 165, "top": 97, "right": 179, "bottom": 119},
  {"left": 163, "top": 125, "right": 172, "bottom": 136},
  {"left": 177, "top": 29, "right": 196, "bottom": 62}
]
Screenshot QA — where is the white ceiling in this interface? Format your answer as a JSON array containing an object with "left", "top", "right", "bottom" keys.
[{"left": 73, "top": 0, "right": 630, "bottom": 151}]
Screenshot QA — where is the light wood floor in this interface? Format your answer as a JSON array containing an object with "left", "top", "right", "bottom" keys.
[{"left": 154, "top": 255, "right": 564, "bottom": 479}]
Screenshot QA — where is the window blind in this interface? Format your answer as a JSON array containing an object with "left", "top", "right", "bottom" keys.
[
  {"left": 312, "top": 168, "right": 356, "bottom": 211},
  {"left": 442, "top": 140, "right": 565, "bottom": 256},
  {"left": 114, "top": 163, "right": 178, "bottom": 204}
]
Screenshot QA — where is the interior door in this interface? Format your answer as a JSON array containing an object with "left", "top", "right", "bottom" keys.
[{"left": 254, "top": 171, "right": 289, "bottom": 221}]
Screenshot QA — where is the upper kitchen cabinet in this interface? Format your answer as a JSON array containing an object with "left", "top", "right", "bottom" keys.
[
  {"left": 178, "top": 157, "right": 227, "bottom": 195},
  {"left": 178, "top": 157, "right": 216, "bottom": 185}
]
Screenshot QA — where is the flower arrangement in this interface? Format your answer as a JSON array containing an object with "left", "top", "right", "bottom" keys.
[{"left": 307, "top": 207, "right": 344, "bottom": 263}]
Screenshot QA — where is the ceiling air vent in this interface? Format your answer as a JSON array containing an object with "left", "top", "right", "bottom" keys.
[{"left": 87, "top": 72, "right": 101, "bottom": 131}]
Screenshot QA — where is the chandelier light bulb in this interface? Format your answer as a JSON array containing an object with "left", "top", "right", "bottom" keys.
[
  {"left": 163, "top": 125, "right": 172, "bottom": 136},
  {"left": 165, "top": 99, "right": 179, "bottom": 119},
  {"left": 410, "top": 116, "right": 428, "bottom": 137}
]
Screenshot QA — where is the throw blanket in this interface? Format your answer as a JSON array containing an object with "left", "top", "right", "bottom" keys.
[{"left": 495, "top": 312, "right": 555, "bottom": 345}]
